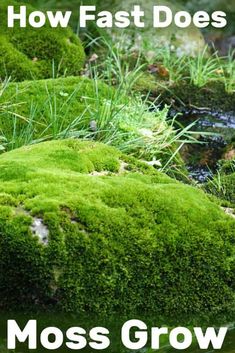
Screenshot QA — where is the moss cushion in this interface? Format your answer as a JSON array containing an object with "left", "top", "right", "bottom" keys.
[
  {"left": 0, "top": 139, "right": 234, "bottom": 319},
  {"left": 0, "top": 76, "right": 111, "bottom": 146},
  {"left": 0, "top": 1, "right": 85, "bottom": 81}
]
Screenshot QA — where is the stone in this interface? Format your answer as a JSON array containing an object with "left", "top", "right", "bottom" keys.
[
  {"left": 0, "top": 139, "right": 235, "bottom": 319},
  {"left": 99, "top": 0, "right": 206, "bottom": 57}
]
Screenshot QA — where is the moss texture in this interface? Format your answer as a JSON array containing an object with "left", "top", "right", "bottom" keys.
[
  {"left": 135, "top": 74, "right": 235, "bottom": 113},
  {"left": 0, "top": 1, "right": 85, "bottom": 81},
  {"left": 22, "top": 0, "right": 97, "bottom": 31},
  {"left": 0, "top": 139, "right": 235, "bottom": 319},
  {"left": 0, "top": 76, "right": 111, "bottom": 143},
  {"left": 205, "top": 160, "right": 235, "bottom": 206}
]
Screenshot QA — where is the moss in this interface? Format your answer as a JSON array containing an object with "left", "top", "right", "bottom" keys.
[
  {"left": 0, "top": 0, "right": 85, "bottom": 81},
  {"left": 22, "top": 0, "right": 97, "bottom": 31},
  {"left": 0, "top": 76, "right": 111, "bottom": 142},
  {"left": 206, "top": 173, "right": 235, "bottom": 206},
  {"left": 0, "top": 139, "right": 235, "bottom": 319},
  {"left": 0, "top": 35, "right": 38, "bottom": 80},
  {"left": 205, "top": 159, "right": 235, "bottom": 206},
  {"left": 135, "top": 75, "right": 235, "bottom": 113}
]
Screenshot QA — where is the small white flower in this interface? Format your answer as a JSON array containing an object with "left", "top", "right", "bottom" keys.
[
  {"left": 147, "top": 158, "right": 162, "bottom": 167},
  {"left": 139, "top": 128, "right": 153, "bottom": 138}
]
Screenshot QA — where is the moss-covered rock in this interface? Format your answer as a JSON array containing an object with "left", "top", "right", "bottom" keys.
[
  {"left": 135, "top": 75, "right": 235, "bottom": 113},
  {"left": 0, "top": 76, "right": 111, "bottom": 146},
  {"left": 0, "top": 0, "right": 85, "bottom": 81},
  {"left": 22, "top": 0, "right": 97, "bottom": 31},
  {"left": 0, "top": 139, "right": 235, "bottom": 319}
]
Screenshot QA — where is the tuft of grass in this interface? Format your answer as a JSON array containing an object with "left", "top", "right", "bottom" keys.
[
  {"left": 188, "top": 46, "right": 220, "bottom": 88},
  {"left": 221, "top": 49, "right": 235, "bottom": 94},
  {"left": 0, "top": 75, "right": 207, "bottom": 171},
  {"left": 86, "top": 35, "right": 146, "bottom": 95},
  {"left": 147, "top": 46, "right": 188, "bottom": 84}
]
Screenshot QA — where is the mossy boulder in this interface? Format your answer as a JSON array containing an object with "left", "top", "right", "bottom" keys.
[
  {"left": 135, "top": 77, "right": 235, "bottom": 113},
  {"left": 0, "top": 0, "right": 85, "bottom": 81},
  {"left": 0, "top": 139, "right": 235, "bottom": 319},
  {"left": 0, "top": 76, "right": 111, "bottom": 147},
  {"left": 22, "top": 0, "right": 97, "bottom": 31}
]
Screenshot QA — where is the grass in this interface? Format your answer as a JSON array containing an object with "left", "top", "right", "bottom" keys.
[
  {"left": 221, "top": 49, "right": 235, "bottom": 94},
  {"left": 204, "top": 164, "right": 235, "bottom": 206},
  {"left": 188, "top": 46, "right": 220, "bottom": 88},
  {"left": 0, "top": 76, "right": 204, "bottom": 171},
  {"left": 146, "top": 46, "right": 188, "bottom": 84},
  {"left": 84, "top": 89, "right": 202, "bottom": 164},
  {"left": 93, "top": 35, "right": 235, "bottom": 94},
  {"left": 0, "top": 38, "right": 211, "bottom": 174},
  {"left": 85, "top": 34, "right": 145, "bottom": 94},
  {"left": 0, "top": 35, "right": 229, "bottom": 176}
]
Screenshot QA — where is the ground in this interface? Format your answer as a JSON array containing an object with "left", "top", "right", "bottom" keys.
[{"left": 135, "top": 74, "right": 235, "bottom": 113}]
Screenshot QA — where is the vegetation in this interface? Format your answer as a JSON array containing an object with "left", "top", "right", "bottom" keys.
[
  {"left": 205, "top": 160, "right": 235, "bottom": 205},
  {"left": 0, "top": 139, "right": 235, "bottom": 318},
  {"left": 0, "top": 76, "right": 204, "bottom": 174},
  {"left": 88, "top": 35, "right": 235, "bottom": 92},
  {"left": 0, "top": 0, "right": 233, "bottom": 328},
  {"left": 0, "top": 0, "right": 85, "bottom": 81}
]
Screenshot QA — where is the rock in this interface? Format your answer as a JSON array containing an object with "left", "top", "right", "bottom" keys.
[
  {"left": 0, "top": 139, "right": 235, "bottom": 318},
  {"left": 0, "top": 76, "right": 110, "bottom": 144},
  {"left": 31, "top": 218, "right": 49, "bottom": 245},
  {"left": 99, "top": 0, "right": 205, "bottom": 57},
  {"left": 222, "top": 207, "right": 235, "bottom": 219},
  {"left": 205, "top": 35, "right": 235, "bottom": 56},
  {"left": 185, "top": 0, "right": 235, "bottom": 36},
  {"left": 0, "top": 0, "right": 85, "bottom": 81}
]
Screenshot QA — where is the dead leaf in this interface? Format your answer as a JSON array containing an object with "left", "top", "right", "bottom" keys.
[{"left": 89, "top": 54, "right": 99, "bottom": 62}]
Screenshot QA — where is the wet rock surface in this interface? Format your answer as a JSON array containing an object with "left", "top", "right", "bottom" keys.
[
  {"left": 179, "top": 110, "right": 235, "bottom": 182},
  {"left": 31, "top": 218, "right": 49, "bottom": 245}
]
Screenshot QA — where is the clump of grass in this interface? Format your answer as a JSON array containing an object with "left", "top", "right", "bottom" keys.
[
  {"left": 221, "top": 49, "right": 235, "bottom": 94},
  {"left": 188, "top": 46, "right": 220, "bottom": 88},
  {"left": 85, "top": 34, "right": 145, "bottom": 95},
  {"left": 0, "top": 75, "right": 206, "bottom": 172},
  {"left": 146, "top": 46, "right": 188, "bottom": 84},
  {"left": 0, "top": 80, "right": 91, "bottom": 151},
  {"left": 85, "top": 87, "right": 200, "bottom": 162}
]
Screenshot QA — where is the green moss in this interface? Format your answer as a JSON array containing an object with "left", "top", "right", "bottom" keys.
[
  {"left": 205, "top": 159, "right": 235, "bottom": 206},
  {"left": 135, "top": 75, "right": 235, "bottom": 112},
  {"left": 0, "top": 76, "right": 111, "bottom": 143},
  {"left": 21, "top": 0, "right": 97, "bottom": 31},
  {"left": 0, "top": 1, "right": 85, "bottom": 81},
  {"left": 0, "top": 35, "right": 38, "bottom": 80},
  {"left": 0, "top": 139, "right": 235, "bottom": 319}
]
